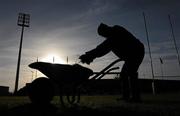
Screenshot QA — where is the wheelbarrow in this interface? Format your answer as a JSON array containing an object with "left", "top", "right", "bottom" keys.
[{"left": 29, "top": 59, "right": 121, "bottom": 106}]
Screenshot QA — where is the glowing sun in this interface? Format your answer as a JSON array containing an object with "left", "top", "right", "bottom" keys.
[{"left": 41, "top": 53, "right": 66, "bottom": 64}]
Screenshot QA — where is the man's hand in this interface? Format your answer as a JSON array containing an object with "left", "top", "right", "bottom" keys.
[{"left": 79, "top": 54, "right": 94, "bottom": 65}]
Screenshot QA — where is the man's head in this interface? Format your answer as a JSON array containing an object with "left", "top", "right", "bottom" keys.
[{"left": 97, "top": 23, "right": 111, "bottom": 37}]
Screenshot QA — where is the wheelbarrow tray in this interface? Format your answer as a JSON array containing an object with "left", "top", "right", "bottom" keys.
[{"left": 29, "top": 62, "right": 93, "bottom": 84}]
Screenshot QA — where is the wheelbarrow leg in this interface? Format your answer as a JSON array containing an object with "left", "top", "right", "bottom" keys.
[
  {"left": 58, "top": 85, "right": 65, "bottom": 107},
  {"left": 66, "top": 84, "right": 81, "bottom": 105}
]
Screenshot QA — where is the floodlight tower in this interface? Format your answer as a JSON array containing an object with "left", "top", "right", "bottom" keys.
[{"left": 14, "top": 13, "right": 30, "bottom": 93}]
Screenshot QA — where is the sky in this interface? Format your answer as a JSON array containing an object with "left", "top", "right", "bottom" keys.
[{"left": 0, "top": 0, "right": 180, "bottom": 92}]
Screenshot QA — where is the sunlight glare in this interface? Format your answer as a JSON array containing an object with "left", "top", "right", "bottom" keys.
[{"left": 41, "top": 53, "right": 66, "bottom": 64}]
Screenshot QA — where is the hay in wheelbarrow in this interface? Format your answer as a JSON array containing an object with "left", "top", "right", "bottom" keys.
[{"left": 29, "top": 62, "right": 93, "bottom": 85}]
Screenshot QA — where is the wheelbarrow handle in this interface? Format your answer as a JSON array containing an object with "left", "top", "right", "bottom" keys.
[
  {"left": 91, "top": 59, "right": 121, "bottom": 80},
  {"left": 94, "top": 67, "right": 120, "bottom": 80}
]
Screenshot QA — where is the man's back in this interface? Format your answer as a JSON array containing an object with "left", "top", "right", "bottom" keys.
[{"left": 104, "top": 25, "right": 144, "bottom": 60}]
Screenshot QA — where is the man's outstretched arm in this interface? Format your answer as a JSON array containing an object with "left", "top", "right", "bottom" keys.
[{"left": 79, "top": 39, "right": 112, "bottom": 64}]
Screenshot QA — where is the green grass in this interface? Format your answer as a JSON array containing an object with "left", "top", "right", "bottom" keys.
[{"left": 1, "top": 93, "right": 180, "bottom": 115}]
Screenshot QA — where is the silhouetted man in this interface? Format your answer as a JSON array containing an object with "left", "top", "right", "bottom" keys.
[{"left": 79, "top": 23, "right": 145, "bottom": 102}]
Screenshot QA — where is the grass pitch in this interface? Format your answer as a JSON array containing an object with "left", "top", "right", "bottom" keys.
[{"left": 1, "top": 93, "right": 180, "bottom": 116}]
